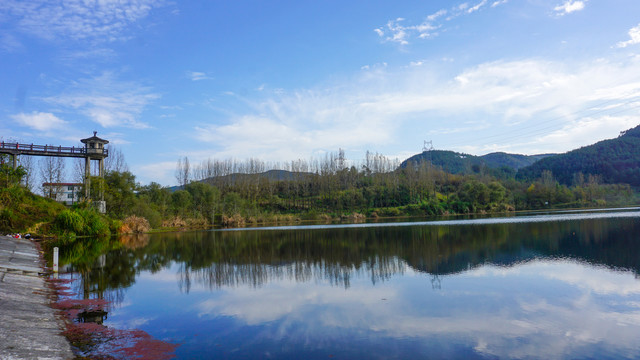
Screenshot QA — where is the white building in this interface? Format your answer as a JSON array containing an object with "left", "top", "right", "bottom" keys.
[{"left": 42, "top": 183, "right": 83, "bottom": 206}]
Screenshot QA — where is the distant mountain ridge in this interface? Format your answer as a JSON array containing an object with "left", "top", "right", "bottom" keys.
[
  {"left": 175, "top": 125, "right": 640, "bottom": 189},
  {"left": 400, "top": 150, "right": 555, "bottom": 174},
  {"left": 169, "top": 169, "right": 314, "bottom": 191},
  {"left": 481, "top": 152, "right": 553, "bottom": 170},
  {"left": 516, "top": 125, "right": 640, "bottom": 186},
  {"left": 204, "top": 169, "right": 314, "bottom": 183}
]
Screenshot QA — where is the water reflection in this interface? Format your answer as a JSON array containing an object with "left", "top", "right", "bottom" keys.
[
  {"left": 54, "top": 211, "right": 640, "bottom": 359},
  {"left": 59, "top": 212, "right": 640, "bottom": 296},
  {"left": 177, "top": 259, "right": 640, "bottom": 359}
]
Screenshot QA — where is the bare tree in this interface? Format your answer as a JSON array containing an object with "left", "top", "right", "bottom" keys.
[
  {"left": 72, "top": 157, "right": 86, "bottom": 183},
  {"left": 104, "top": 145, "right": 129, "bottom": 173},
  {"left": 175, "top": 156, "right": 190, "bottom": 187},
  {"left": 19, "top": 155, "right": 35, "bottom": 191},
  {"left": 39, "top": 156, "right": 65, "bottom": 198}
]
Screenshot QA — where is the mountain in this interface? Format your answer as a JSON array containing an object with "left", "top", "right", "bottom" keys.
[
  {"left": 202, "top": 169, "right": 315, "bottom": 185},
  {"left": 167, "top": 169, "right": 315, "bottom": 191},
  {"left": 481, "top": 152, "right": 554, "bottom": 170},
  {"left": 400, "top": 150, "right": 553, "bottom": 175},
  {"left": 517, "top": 125, "right": 640, "bottom": 186}
]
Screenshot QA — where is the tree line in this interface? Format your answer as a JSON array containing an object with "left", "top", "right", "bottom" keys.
[
  {"left": 98, "top": 149, "right": 637, "bottom": 229},
  {"left": 2, "top": 145, "right": 638, "bottom": 232}
]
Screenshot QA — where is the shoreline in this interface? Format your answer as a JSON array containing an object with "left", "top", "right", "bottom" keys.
[{"left": 0, "top": 235, "right": 75, "bottom": 359}]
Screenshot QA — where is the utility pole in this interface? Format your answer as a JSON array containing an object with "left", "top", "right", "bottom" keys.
[{"left": 422, "top": 140, "right": 434, "bottom": 152}]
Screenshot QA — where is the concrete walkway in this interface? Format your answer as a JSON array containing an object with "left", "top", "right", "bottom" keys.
[{"left": 0, "top": 235, "right": 75, "bottom": 360}]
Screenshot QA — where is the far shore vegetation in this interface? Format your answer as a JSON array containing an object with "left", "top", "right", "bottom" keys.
[{"left": 1, "top": 147, "right": 638, "bottom": 243}]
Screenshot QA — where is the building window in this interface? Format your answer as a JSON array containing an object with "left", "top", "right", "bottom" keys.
[
  {"left": 67, "top": 194, "right": 74, "bottom": 199},
  {"left": 68, "top": 186, "right": 74, "bottom": 191}
]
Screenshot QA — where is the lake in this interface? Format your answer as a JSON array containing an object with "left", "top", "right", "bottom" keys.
[{"left": 57, "top": 208, "right": 640, "bottom": 359}]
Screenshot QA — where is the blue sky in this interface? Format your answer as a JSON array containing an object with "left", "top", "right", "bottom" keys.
[{"left": 2, "top": 0, "right": 640, "bottom": 186}]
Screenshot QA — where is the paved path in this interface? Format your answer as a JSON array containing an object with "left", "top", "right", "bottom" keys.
[{"left": 0, "top": 235, "right": 75, "bottom": 360}]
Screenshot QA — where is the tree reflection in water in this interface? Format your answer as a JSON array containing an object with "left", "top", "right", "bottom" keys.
[{"left": 54, "top": 214, "right": 640, "bottom": 302}]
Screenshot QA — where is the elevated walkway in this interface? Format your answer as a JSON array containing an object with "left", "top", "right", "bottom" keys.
[{"left": 0, "top": 141, "right": 107, "bottom": 158}]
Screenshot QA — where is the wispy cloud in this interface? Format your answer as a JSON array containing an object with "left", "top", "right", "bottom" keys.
[
  {"left": 187, "top": 71, "right": 212, "bottom": 81},
  {"left": 0, "top": 0, "right": 167, "bottom": 42},
  {"left": 192, "top": 260, "right": 640, "bottom": 360},
  {"left": 192, "top": 57, "right": 640, "bottom": 162},
  {"left": 468, "top": 0, "right": 488, "bottom": 14},
  {"left": 617, "top": 23, "right": 640, "bottom": 48},
  {"left": 43, "top": 72, "right": 160, "bottom": 129},
  {"left": 11, "top": 111, "right": 67, "bottom": 132},
  {"left": 553, "top": 1, "right": 587, "bottom": 16},
  {"left": 374, "top": 0, "right": 504, "bottom": 45},
  {"left": 56, "top": 48, "right": 118, "bottom": 63},
  {"left": 0, "top": 33, "right": 23, "bottom": 52},
  {"left": 491, "top": 0, "right": 509, "bottom": 8}
]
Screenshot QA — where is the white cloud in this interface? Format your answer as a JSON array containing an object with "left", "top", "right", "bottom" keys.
[
  {"left": 525, "top": 115, "right": 639, "bottom": 154},
  {"left": 0, "top": 0, "right": 168, "bottom": 42},
  {"left": 11, "top": 111, "right": 67, "bottom": 131},
  {"left": 467, "top": 0, "right": 488, "bottom": 14},
  {"left": 135, "top": 161, "right": 177, "bottom": 185},
  {"left": 190, "top": 260, "right": 640, "bottom": 359},
  {"left": 198, "top": 282, "right": 394, "bottom": 325},
  {"left": 427, "top": 9, "right": 447, "bottom": 22},
  {"left": 554, "top": 1, "right": 586, "bottom": 16},
  {"left": 491, "top": 0, "right": 509, "bottom": 8},
  {"left": 375, "top": 18, "right": 412, "bottom": 45},
  {"left": 617, "top": 23, "right": 640, "bottom": 48},
  {"left": 538, "top": 262, "right": 640, "bottom": 296},
  {"left": 187, "top": 71, "right": 212, "bottom": 81},
  {"left": 194, "top": 57, "right": 640, "bottom": 161},
  {"left": 43, "top": 72, "right": 160, "bottom": 129},
  {"left": 375, "top": 0, "right": 500, "bottom": 45},
  {"left": 108, "top": 317, "right": 155, "bottom": 330}
]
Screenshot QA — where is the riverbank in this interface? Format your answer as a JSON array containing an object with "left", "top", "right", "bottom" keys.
[{"left": 0, "top": 235, "right": 75, "bottom": 359}]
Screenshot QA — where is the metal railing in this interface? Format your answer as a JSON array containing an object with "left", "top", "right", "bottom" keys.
[{"left": 0, "top": 142, "right": 108, "bottom": 156}]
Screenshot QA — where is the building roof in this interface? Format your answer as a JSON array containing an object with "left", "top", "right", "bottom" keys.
[{"left": 80, "top": 131, "right": 109, "bottom": 144}]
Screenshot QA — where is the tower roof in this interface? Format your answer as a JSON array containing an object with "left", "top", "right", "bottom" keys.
[{"left": 80, "top": 131, "right": 109, "bottom": 144}]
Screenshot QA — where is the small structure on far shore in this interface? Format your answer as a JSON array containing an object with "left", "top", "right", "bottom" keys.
[
  {"left": 80, "top": 132, "right": 109, "bottom": 213},
  {"left": 42, "top": 183, "right": 83, "bottom": 205}
]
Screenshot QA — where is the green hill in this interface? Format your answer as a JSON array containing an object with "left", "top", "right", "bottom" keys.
[
  {"left": 517, "top": 125, "right": 640, "bottom": 186},
  {"left": 481, "top": 152, "right": 553, "bottom": 170},
  {"left": 400, "top": 150, "right": 552, "bottom": 174},
  {"left": 0, "top": 184, "right": 66, "bottom": 233}
]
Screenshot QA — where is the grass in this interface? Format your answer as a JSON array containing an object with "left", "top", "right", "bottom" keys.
[{"left": 0, "top": 184, "right": 66, "bottom": 234}]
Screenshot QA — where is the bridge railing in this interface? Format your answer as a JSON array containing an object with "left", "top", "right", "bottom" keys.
[{"left": 0, "top": 142, "right": 108, "bottom": 156}]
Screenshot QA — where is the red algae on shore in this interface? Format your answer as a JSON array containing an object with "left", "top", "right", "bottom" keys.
[{"left": 46, "top": 276, "right": 179, "bottom": 359}]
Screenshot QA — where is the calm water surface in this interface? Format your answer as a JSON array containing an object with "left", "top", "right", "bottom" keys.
[{"left": 60, "top": 209, "right": 640, "bottom": 359}]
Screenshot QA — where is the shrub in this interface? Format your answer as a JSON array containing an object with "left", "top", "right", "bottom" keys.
[
  {"left": 119, "top": 216, "right": 151, "bottom": 234},
  {"left": 222, "top": 214, "right": 245, "bottom": 227},
  {"left": 0, "top": 208, "right": 16, "bottom": 232},
  {"left": 76, "top": 209, "right": 110, "bottom": 237},
  {"left": 161, "top": 216, "right": 187, "bottom": 228},
  {"left": 53, "top": 208, "right": 110, "bottom": 238},
  {"left": 55, "top": 210, "right": 85, "bottom": 235},
  {"left": 110, "top": 219, "right": 123, "bottom": 235},
  {"left": 377, "top": 207, "right": 402, "bottom": 217},
  {"left": 340, "top": 212, "right": 365, "bottom": 222},
  {"left": 186, "top": 217, "right": 208, "bottom": 228}
]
